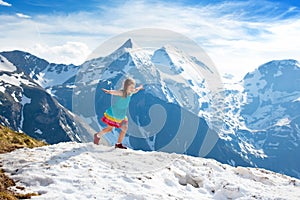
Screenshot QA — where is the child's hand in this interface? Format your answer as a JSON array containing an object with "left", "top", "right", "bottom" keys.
[
  {"left": 102, "top": 88, "right": 110, "bottom": 94},
  {"left": 133, "top": 85, "right": 144, "bottom": 94},
  {"left": 138, "top": 85, "right": 144, "bottom": 90}
]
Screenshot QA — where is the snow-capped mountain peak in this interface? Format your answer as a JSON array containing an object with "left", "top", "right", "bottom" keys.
[
  {"left": 116, "top": 38, "right": 137, "bottom": 50},
  {"left": 0, "top": 51, "right": 79, "bottom": 88},
  {"left": 152, "top": 44, "right": 186, "bottom": 65},
  {"left": 256, "top": 59, "right": 299, "bottom": 76},
  {"left": 107, "top": 38, "right": 142, "bottom": 60}
]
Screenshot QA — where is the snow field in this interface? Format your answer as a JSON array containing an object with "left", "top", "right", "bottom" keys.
[{"left": 0, "top": 142, "right": 299, "bottom": 200}]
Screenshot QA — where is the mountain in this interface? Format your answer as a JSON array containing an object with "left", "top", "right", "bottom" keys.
[
  {"left": 70, "top": 39, "right": 252, "bottom": 169},
  {"left": 0, "top": 50, "right": 79, "bottom": 88},
  {"left": 218, "top": 59, "right": 300, "bottom": 178},
  {"left": 1, "top": 40, "right": 299, "bottom": 180},
  {"left": 0, "top": 50, "right": 79, "bottom": 110},
  {"left": 0, "top": 142, "right": 299, "bottom": 199},
  {"left": 240, "top": 60, "right": 300, "bottom": 178},
  {"left": 0, "top": 54, "right": 94, "bottom": 144},
  {"left": 242, "top": 59, "right": 300, "bottom": 129}
]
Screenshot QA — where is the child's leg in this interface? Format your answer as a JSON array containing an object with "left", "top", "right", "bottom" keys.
[
  {"left": 96, "top": 126, "right": 113, "bottom": 137},
  {"left": 117, "top": 124, "right": 128, "bottom": 144}
]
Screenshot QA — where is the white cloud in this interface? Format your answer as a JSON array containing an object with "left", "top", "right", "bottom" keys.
[
  {"left": 31, "top": 42, "right": 91, "bottom": 65},
  {"left": 0, "top": 0, "right": 11, "bottom": 6},
  {"left": 0, "top": 0, "right": 299, "bottom": 79},
  {"left": 94, "top": 0, "right": 300, "bottom": 78},
  {"left": 16, "top": 13, "right": 31, "bottom": 19}
]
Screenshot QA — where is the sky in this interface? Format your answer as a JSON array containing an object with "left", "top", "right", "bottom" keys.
[{"left": 1, "top": 0, "right": 300, "bottom": 79}]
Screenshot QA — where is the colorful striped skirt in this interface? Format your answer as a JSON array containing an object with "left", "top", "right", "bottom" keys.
[{"left": 101, "top": 112, "right": 128, "bottom": 128}]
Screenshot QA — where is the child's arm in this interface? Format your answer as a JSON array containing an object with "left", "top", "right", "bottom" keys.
[
  {"left": 132, "top": 85, "right": 144, "bottom": 94},
  {"left": 102, "top": 88, "right": 123, "bottom": 96}
]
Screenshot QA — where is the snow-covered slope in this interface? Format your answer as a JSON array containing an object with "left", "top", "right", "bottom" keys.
[
  {"left": 218, "top": 60, "right": 300, "bottom": 178},
  {"left": 242, "top": 59, "right": 300, "bottom": 129},
  {"left": 0, "top": 142, "right": 299, "bottom": 200},
  {"left": 0, "top": 50, "right": 79, "bottom": 89},
  {"left": 0, "top": 54, "right": 95, "bottom": 144},
  {"left": 0, "top": 55, "right": 17, "bottom": 72},
  {"left": 239, "top": 59, "right": 300, "bottom": 178}
]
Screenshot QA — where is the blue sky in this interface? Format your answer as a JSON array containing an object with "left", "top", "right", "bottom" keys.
[
  {"left": 1, "top": 0, "right": 299, "bottom": 20},
  {"left": 1, "top": 0, "right": 300, "bottom": 15},
  {"left": 1, "top": 0, "right": 300, "bottom": 79}
]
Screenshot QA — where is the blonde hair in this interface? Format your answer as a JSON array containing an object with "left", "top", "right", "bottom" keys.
[{"left": 122, "top": 78, "right": 135, "bottom": 97}]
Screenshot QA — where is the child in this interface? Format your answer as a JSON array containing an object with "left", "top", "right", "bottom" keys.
[{"left": 94, "top": 78, "right": 143, "bottom": 149}]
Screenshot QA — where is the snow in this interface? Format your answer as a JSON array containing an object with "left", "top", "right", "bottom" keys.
[
  {"left": 130, "top": 45, "right": 212, "bottom": 116},
  {"left": 34, "top": 129, "right": 43, "bottom": 135},
  {"left": 294, "top": 96, "right": 300, "bottom": 102},
  {"left": 275, "top": 118, "right": 291, "bottom": 127},
  {"left": 0, "top": 85, "right": 5, "bottom": 93},
  {"left": 32, "top": 64, "right": 78, "bottom": 88},
  {"left": 0, "top": 142, "right": 299, "bottom": 200},
  {"left": 0, "top": 73, "right": 24, "bottom": 87},
  {"left": 244, "top": 90, "right": 299, "bottom": 129},
  {"left": 238, "top": 140, "right": 266, "bottom": 158},
  {"left": 243, "top": 71, "right": 267, "bottom": 96},
  {"left": 0, "top": 72, "right": 37, "bottom": 88},
  {"left": 274, "top": 70, "right": 283, "bottom": 77},
  {"left": 0, "top": 55, "right": 17, "bottom": 72},
  {"left": 11, "top": 91, "right": 19, "bottom": 102}
]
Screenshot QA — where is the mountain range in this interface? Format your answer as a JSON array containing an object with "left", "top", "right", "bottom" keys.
[
  {"left": 0, "top": 52, "right": 94, "bottom": 144},
  {"left": 0, "top": 39, "right": 299, "bottom": 179}
]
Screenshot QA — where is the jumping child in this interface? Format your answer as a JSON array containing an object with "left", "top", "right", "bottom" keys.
[{"left": 94, "top": 78, "right": 143, "bottom": 149}]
